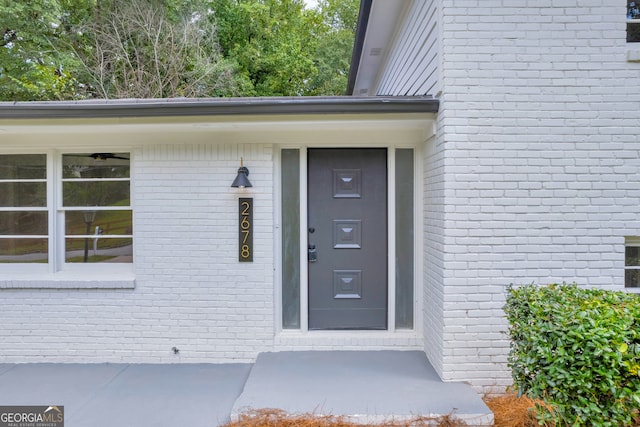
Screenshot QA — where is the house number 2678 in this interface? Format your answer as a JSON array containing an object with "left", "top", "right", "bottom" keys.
[{"left": 239, "top": 198, "right": 253, "bottom": 262}]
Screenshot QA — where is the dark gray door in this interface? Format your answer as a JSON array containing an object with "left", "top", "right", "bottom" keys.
[{"left": 308, "top": 148, "right": 387, "bottom": 330}]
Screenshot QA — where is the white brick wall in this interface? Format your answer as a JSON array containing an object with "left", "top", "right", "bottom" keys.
[
  {"left": 0, "top": 120, "right": 433, "bottom": 364},
  {"left": 422, "top": 130, "right": 447, "bottom": 377},
  {"left": 0, "top": 142, "right": 276, "bottom": 363},
  {"left": 432, "top": 0, "right": 640, "bottom": 391}
]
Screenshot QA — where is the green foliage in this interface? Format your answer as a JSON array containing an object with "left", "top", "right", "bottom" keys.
[
  {"left": 213, "top": 0, "right": 319, "bottom": 96},
  {"left": 202, "top": 0, "right": 358, "bottom": 96},
  {"left": 304, "top": 0, "right": 358, "bottom": 95},
  {"left": 0, "top": 0, "right": 90, "bottom": 100},
  {"left": 71, "top": 0, "right": 245, "bottom": 98},
  {"left": 0, "top": 0, "right": 358, "bottom": 100},
  {"left": 8, "top": 64, "right": 80, "bottom": 100},
  {"left": 505, "top": 283, "right": 640, "bottom": 426}
]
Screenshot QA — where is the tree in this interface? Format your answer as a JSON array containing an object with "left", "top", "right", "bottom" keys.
[
  {"left": 303, "top": 0, "right": 358, "bottom": 95},
  {"left": 211, "top": 0, "right": 359, "bottom": 97},
  {"left": 213, "top": 0, "right": 320, "bottom": 96},
  {"left": 73, "top": 0, "right": 245, "bottom": 98},
  {"left": 0, "top": 0, "right": 90, "bottom": 100},
  {"left": 0, "top": 0, "right": 359, "bottom": 100}
]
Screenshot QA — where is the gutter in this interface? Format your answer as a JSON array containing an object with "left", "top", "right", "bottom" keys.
[{"left": 0, "top": 96, "right": 437, "bottom": 120}]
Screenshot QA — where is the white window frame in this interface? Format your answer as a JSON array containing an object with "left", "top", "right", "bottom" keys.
[{"left": 0, "top": 150, "right": 135, "bottom": 289}]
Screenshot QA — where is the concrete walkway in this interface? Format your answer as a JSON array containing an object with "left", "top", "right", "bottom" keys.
[
  {"left": 0, "top": 363, "right": 251, "bottom": 427},
  {"left": 0, "top": 352, "right": 493, "bottom": 427},
  {"left": 232, "top": 351, "right": 493, "bottom": 426}
]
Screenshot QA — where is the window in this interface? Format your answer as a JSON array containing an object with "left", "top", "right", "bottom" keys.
[
  {"left": 628, "top": 1, "right": 640, "bottom": 43},
  {"left": 281, "top": 149, "right": 301, "bottom": 329},
  {"left": 395, "top": 148, "right": 414, "bottom": 329},
  {"left": 0, "top": 152, "right": 132, "bottom": 269},
  {"left": 61, "top": 153, "right": 132, "bottom": 264},
  {"left": 0, "top": 154, "right": 48, "bottom": 263},
  {"left": 625, "top": 237, "right": 640, "bottom": 289}
]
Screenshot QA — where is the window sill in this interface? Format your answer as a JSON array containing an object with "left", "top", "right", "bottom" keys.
[
  {"left": 0, "top": 272, "right": 135, "bottom": 289},
  {"left": 627, "top": 44, "right": 640, "bottom": 62}
]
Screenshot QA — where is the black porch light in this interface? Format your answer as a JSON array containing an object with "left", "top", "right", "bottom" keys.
[{"left": 231, "top": 158, "right": 252, "bottom": 188}]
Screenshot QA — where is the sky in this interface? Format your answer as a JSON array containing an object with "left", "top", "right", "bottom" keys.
[{"left": 304, "top": 0, "right": 319, "bottom": 9}]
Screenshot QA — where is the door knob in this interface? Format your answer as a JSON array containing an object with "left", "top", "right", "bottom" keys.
[{"left": 308, "top": 244, "right": 317, "bottom": 262}]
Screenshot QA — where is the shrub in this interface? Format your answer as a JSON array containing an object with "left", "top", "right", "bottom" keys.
[{"left": 505, "top": 283, "right": 640, "bottom": 426}]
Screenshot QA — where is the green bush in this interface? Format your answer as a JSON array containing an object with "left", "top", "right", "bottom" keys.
[{"left": 504, "top": 283, "right": 640, "bottom": 426}]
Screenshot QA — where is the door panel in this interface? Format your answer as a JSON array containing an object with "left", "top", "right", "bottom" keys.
[{"left": 308, "top": 148, "right": 387, "bottom": 330}]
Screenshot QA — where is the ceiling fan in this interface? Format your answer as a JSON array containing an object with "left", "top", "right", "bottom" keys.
[{"left": 89, "top": 153, "right": 130, "bottom": 161}]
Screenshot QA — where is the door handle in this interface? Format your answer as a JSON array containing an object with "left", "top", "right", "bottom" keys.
[{"left": 308, "top": 244, "right": 317, "bottom": 263}]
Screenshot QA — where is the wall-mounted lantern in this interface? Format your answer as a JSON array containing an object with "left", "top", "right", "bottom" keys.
[{"left": 230, "top": 158, "right": 252, "bottom": 188}]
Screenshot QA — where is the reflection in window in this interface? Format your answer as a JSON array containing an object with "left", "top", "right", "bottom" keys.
[
  {"left": 65, "top": 238, "right": 133, "bottom": 263},
  {"left": 0, "top": 154, "right": 46, "bottom": 179},
  {"left": 62, "top": 153, "right": 132, "bottom": 264},
  {"left": 0, "top": 154, "right": 48, "bottom": 263},
  {"left": 63, "top": 181, "right": 130, "bottom": 207},
  {"left": 628, "top": 1, "right": 640, "bottom": 42},
  {"left": 0, "top": 152, "right": 134, "bottom": 266}
]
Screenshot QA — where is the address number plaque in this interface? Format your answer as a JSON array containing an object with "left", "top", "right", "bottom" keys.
[{"left": 239, "top": 198, "right": 253, "bottom": 262}]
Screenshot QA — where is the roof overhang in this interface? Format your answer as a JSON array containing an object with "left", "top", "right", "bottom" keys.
[
  {"left": 0, "top": 96, "right": 437, "bottom": 120},
  {"left": 347, "top": 0, "right": 406, "bottom": 96}
]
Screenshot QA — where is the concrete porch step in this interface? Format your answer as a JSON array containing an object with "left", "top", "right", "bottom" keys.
[{"left": 231, "top": 351, "right": 494, "bottom": 426}]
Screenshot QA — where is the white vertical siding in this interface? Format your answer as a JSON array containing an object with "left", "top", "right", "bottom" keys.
[{"left": 376, "top": 0, "right": 439, "bottom": 96}]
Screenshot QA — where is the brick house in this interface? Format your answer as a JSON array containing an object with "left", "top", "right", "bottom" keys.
[{"left": 0, "top": 0, "right": 638, "bottom": 392}]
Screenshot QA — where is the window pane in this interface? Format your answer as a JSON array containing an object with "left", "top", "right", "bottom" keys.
[
  {"left": 626, "top": 246, "right": 640, "bottom": 266},
  {"left": 629, "top": 0, "right": 640, "bottom": 19},
  {"left": 62, "top": 153, "right": 130, "bottom": 179},
  {"left": 625, "top": 269, "right": 640, "bottom": 288},
  {"left": 0, "top": 154, "right": 46, "bottom": 179},
  {"left": 629, "top": 22, "right": 640, "bottom": 43},
  {"left": 65, "top": 210, "right": 132, "bottom": 236},
  {"left": 395, "top": 149, "right": 414, "bottom": 329},
  {"left": 63, "top": 181, "right": 130, "bottom": 207},
  {"left": 0, "top": 238, "right": 48, "bottom": 262},
  {"left": 0, "top": 211, "right": 47, "bottom": 235},
  {"left": 65, "top": 238, "right": 132, "bottom": 263},
  {"left": 281, "top": 149, "right": 300, "bottom": 329},
  {"left": 0, "top": 182, "right": 47, "bottom": 207}
]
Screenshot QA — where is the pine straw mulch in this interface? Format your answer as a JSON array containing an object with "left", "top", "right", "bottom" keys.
[
  {"left": 223, "top": 392, "right": 640, "bottom": 427},
  {"left": 483, "top": 392, "right": 549, "bottom": 427},
  {"left": 224, "top": 408, "right": 466, "bottom": 427}
]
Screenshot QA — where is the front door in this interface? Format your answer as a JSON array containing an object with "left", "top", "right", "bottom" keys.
[{"left": 307, "top": 148, "right": 387, "bottom": 330}]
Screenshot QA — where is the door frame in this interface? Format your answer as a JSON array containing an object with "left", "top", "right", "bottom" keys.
[{"left": 275, "top": 142, "right": 423, "bottom": 334}]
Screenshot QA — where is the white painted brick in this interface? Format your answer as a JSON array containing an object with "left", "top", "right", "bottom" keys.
[
  {"left": 420, "top": 0, "right": 640, "bottom": 393},
  {"left": 0, "top": 143, "right": 275, "bottom": 364}
]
